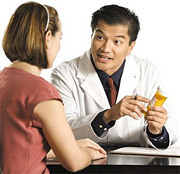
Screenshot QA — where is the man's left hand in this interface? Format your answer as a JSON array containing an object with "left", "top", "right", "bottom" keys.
[{"left": 145, "top": 106, "right": 168, "bottom": 135}]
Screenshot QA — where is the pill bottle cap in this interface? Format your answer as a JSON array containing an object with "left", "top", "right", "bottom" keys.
[{"left": 157, "top": 86, "right": 167, "bottom": 97}]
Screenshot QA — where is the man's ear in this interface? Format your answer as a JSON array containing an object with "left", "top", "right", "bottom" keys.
[
  {"left": 127, "top": 41, "right": 136, "bottom": 56},
  {"left": 45, "top": 31, "right": 51, "bottom": 49}
]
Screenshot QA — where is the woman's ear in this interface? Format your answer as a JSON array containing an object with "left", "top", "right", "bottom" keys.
[{"left": 45, "top": 31, "right": 51, "bottom": 49}]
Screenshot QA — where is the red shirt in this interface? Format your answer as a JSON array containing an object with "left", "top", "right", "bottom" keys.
[{"left": 0, "top": 68, "right": 61, "bottom": 174}]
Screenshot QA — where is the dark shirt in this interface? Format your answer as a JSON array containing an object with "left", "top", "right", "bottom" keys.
[
  {"left": 96, "top": 60, "right": 125, "bottom": 105},
  {"left": 90, "top": 56, "right": 169, "bottom": 148}
]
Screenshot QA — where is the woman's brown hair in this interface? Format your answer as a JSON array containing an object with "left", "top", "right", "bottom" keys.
[{"left": 2, "top": 1, "right": 59, "bottom": 69}]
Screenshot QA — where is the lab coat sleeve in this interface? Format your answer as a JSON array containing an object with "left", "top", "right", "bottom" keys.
[
  {"left": 144, "top": 100, "right": 178, "bottom": 149},
  {"left": 51, "top": 63, "right": 107, "bottom": 142}
]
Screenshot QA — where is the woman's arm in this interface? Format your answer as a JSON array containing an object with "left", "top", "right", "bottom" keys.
[{"left": 34, "top": 99, "right": 106, "bottom": 172}]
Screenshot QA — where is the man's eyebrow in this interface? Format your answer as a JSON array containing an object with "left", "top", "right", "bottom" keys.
[
  {"left": 116, "top": 35, "right": 125, "bottom": 39},
  {"left": 95, "top": 28, "right": 103, "bottom": 33},
  {"left": 95, "top": 28, "right": 126, "bottom": 39}
]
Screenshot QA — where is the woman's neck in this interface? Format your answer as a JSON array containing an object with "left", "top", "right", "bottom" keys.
[{"left": 10, "top": 61, "right": 42, "bottom": 76}]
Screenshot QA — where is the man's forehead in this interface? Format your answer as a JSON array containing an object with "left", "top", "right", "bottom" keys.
[{"left": 94, "top": 23, "right": 128, "bottom": 39}]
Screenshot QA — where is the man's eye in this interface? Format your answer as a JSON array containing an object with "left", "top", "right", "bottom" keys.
[
  {"left": 114, "top": 40, "right": 121, "bottom": 45},
  {"left": 97, "top": 36, "right": 104, "bottom": 40}
]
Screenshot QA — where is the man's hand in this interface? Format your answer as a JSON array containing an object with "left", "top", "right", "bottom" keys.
[
  {"left": 103, "top": 95, "right": 150, "bottom": 124},
  {"left": 145, "top": 106, "right": 168, "bottom": 135}
]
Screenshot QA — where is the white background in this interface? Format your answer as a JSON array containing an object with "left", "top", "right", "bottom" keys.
[{"left": 1, "top": 0, "right": 180, "bottom": 145}]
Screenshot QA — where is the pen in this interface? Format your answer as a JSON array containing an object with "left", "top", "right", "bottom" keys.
[{"left": 134, "top": 93, "right": 138, "bottom": 100}]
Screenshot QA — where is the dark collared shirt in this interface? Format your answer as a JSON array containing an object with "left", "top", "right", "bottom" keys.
[
  {"left": 90, "top": 56, "right": 169, "bottom": 148},
  {"left": 95, "top": 59, "right": 125, "bottom": 105}
]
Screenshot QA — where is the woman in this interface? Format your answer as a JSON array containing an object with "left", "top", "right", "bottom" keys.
[{"left": 0, "top": 2, "right": 106, "bottom": 173}]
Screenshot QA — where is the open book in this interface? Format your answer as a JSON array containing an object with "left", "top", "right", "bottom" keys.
[{"left": 110, "top": 146, "right": 180, "bottom": 157}]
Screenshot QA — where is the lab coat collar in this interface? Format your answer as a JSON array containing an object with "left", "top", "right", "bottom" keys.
[{"left": 77, "top": 50, "right": 110, "bottom": 109}]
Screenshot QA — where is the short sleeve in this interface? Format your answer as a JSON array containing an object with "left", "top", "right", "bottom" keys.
[{"left": 28, "top": 79, "right": 63, "bottom": 127}]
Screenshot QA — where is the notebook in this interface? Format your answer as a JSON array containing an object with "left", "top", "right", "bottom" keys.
[{"left": 110, "top": 146, "right": 180, "bottom": 157}]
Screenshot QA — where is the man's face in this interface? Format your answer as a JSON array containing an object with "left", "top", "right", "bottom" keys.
[{"left": 91, "top": 20, "right": 135, "bottom": 76}]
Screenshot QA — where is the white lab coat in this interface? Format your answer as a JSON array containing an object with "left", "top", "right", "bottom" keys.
[{"left": 51, "top": 50, "right": 177, "bottom": 148}]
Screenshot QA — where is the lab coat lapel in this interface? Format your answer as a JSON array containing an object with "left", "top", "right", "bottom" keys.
[
  {"left": 116, "top": 56, "right": 139, "bottom": 102},
  {"left": 77, "top": 51, "right": 110, "bottom": 109},
  {"left": 116, "top": 56, "right": 141, "bottom": 141}
]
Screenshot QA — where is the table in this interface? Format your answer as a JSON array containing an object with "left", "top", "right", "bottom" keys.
[{"left": 47, "top": 146, "right": 180, "bottom": 174}]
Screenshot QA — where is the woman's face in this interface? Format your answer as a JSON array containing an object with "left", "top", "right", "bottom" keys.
[{"left": 46, "top": 20, "right": 62, "bottom": 68}]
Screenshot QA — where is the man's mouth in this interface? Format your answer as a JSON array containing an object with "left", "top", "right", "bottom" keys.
[{"left": 98, "top": 54, "right": 113, "bottom": 61}]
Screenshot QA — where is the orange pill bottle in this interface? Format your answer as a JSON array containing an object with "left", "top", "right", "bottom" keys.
[{"left": 144, "top": 87, "right": 167, "bottom": 116}]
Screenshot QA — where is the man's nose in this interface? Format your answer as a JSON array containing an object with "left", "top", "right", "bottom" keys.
[{"left": 101, "top": 40, "right": 113, "bottom": 52}]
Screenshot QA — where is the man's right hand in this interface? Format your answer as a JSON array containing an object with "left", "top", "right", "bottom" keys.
[{"left": 103, "top": 95, "right": 150, "bottom": 124}]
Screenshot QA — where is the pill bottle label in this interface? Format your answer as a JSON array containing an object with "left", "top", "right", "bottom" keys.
[{"left": 144, "top": 87, "right": 167, "bottom": 116}]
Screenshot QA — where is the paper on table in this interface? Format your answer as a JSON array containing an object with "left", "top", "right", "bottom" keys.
[{"left": 110, "top": 146, "right": 180, "bottom": 157}]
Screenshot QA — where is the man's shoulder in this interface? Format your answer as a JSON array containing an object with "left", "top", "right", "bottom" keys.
[
  {"left": 52, "top": 57, "right": 81, "bottom": 76},
  {"left": 57, "top": 57, "right": 80, "bottom": 69},
  {"left": 53, "top": 51, "right": 90, "bottom": 73},
  {"left": 127, "top": 55, "right": 158, "bottom": 69}
]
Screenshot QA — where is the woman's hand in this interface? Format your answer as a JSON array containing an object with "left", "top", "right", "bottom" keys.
[
  {"left": 77, "top": 138, "right": 106, "bottom": 156},
  {"left": 84, "top": 147, "right": 107, "bottom": 161}
]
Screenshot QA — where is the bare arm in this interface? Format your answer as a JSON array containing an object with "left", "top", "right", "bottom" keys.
[{"left": 34, "top": 100, "right": 106, "bottom": 172}]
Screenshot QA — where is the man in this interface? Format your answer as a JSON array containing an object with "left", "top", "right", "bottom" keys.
[{"left": 51, "top": 5, "right": 177, "bottom": 148}]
